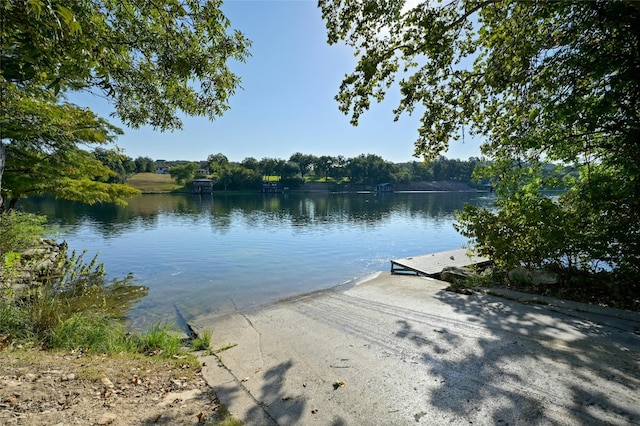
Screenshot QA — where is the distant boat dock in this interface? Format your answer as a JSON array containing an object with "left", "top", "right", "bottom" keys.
[{"left": 390, "top": 249, "right": 491, "bottom": 277}]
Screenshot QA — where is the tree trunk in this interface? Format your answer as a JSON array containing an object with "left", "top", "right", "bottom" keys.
[{"left": 0, "top": 140, "right": 5, "bottom": 213}]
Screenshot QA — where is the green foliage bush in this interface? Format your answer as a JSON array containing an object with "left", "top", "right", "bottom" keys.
[
  {"left": 456, "top": 189, "right": 569, "bottom": 271},
  {"left": 457, "top": 160, "right": 639, "bottom": 281},
  {"left": 456, "top": 161, "right": 639, "bottom": 310},
  {"left": 0, "top": 211, "right": 47, "bottom": 255},
  {"left": 0, "top": 299, "right": 31, "bottom": 340}
]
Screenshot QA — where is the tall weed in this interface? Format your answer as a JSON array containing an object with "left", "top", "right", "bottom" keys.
[
  {"left": 1, "top": 247, "right": 148, "bottom": 351},
  {"left": 48, "top": 312, "right": 127, "bottom": 353},
  {"left": 0, "top": 212, "right": 195, "bottom": 356}
]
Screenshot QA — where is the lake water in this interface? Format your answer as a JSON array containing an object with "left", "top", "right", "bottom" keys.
[{"left": 22, "top": 192, "right": 494, "bottom": 327}]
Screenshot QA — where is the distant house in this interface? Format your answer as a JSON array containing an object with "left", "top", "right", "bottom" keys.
[
  {"left": 195, "top": 161, "right": 210, "bottom": 176},
  {"left": 375, "top": 183, "right": 394, "bottom": 193},
  {"left": 262, "top": 176, "right": 283, "bottom": 193},
  {"left": 192, "top": 178, "right": 214, "bottom": 194},
  {"left": 262, "top": 181, "right": 281, "bottom": 193},
  {"left": 155, "top": 164, "right": 170, "bottom": 174}
]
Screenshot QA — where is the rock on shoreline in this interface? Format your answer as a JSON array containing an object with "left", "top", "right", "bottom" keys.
[{"left": 1, "top": 239, "right": 67, "bottom": 293}]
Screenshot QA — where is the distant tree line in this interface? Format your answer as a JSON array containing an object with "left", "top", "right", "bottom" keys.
[
  {"left": 93, "top": 150, "right": 582, "bottom": 194},
  {"left": 89, "top": 150, "right": 487, "bottom": 190},
  {"left": 153, "top": 152, "right": 486, "bottom": 191}
]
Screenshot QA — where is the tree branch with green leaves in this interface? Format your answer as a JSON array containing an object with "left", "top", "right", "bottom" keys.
[
  {"left": 320, "top": 0, "right": 640, "bottom": 284},
  {"left": 1, "top": 0, "right": 251, "bottom": 211}
]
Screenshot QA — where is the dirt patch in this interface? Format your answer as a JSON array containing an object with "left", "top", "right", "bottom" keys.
[{"left": 0, "top": 349, "right": 231, "bottom": 425}]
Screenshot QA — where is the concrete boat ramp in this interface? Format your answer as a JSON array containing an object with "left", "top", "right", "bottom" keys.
[{"left": 192, "top": 254, "right": 640, "bottom": 425}]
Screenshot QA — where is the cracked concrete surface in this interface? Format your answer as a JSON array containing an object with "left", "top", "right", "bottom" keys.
[{"left": 192, "top": 272, "right": 640, "bottom": 425}]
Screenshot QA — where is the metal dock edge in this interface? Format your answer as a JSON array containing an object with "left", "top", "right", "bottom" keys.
[{"left": 390, "top": 248, "right": 491, "bottom": 277}]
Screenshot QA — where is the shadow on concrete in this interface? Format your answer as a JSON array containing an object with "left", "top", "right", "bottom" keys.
[
  {"left": 247, "top": 360, "right": 305, "bottom": 424},
  {"left": 249, "top": 361, "right": 348, "bottom": 425},
  {"left": 393, "top": 290, "right": 640, "bottom": 424},
  {"left": 250, "top": 360, "right": 348, "bottom": 425}
]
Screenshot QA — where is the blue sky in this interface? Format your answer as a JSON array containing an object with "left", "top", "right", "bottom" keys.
[{"left": 76, "top": 0, "right": 481, "bottom": 163}]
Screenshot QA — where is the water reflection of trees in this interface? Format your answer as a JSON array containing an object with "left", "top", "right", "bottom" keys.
[{"left": 22, "top": 192, "right": 493, "bottom": 238}]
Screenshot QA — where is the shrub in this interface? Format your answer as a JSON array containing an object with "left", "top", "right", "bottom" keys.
[{"left": 0, "top": 211, "right": 47, "bottom": 255}]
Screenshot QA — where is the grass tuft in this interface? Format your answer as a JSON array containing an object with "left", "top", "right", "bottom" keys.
[
  {"left": 192, "top": 329, "right": 212, "bottom": 351},
  {"left": 132, "top": 323, "right": 183, "bottom": 357},
  {"left": 214, "top": 403, "right": 244, "bottom": 426},
  {"left": 48, "top": 312, "right": 127, "bottom": 353},
  {"left": 213, "top": 342, "right": 238, "bottom": 354}
]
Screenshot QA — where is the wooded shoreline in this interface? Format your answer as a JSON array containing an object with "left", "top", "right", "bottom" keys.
[{"left": 127, "top": 173, "right": 485, "bottom": 194}]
